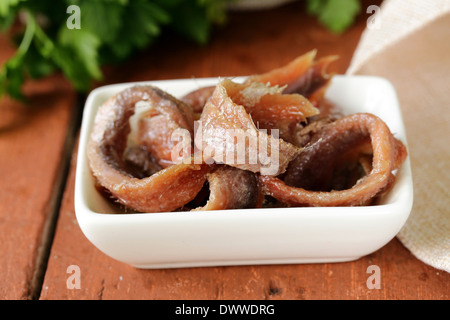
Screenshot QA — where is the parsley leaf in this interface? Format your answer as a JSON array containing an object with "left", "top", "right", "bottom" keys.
[
  {"left": 1, "top": 0, "right": 361, "bottom": 101},
  {"left": 0, "top": 0, "right": 24, "bottom": 17},
  {"left": 0, "top": 9, "right": 35, "bottom": 100},
  {"left": 307, "top": 0, "right": 361, "bottom": 34},
  {"left": 108, "top": 0, "right": 169, "bottom": 60},
  {"left": 169, "top": 0, "right": 211, "bottom": 45},
  {"left": 76, "top": 0, "right": 125, "bottom": 45},
  {"left": 57, "top": 27, "right": 102, "bottom": 80}
]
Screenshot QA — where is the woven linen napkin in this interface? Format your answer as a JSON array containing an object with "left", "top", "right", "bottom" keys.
[{"left": 347, "top": 0, "right": 450, "bottom": 272}]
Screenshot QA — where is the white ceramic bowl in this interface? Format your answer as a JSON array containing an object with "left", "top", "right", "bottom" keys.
[{"left": 74, "top": 75, "right": 413, "bottom": 269}]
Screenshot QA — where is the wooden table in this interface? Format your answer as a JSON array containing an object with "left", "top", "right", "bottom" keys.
[{"left": 1, "top": 1, "right": 448, "bottom": 300}]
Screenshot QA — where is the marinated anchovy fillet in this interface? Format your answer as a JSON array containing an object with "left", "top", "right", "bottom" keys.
[
  {"left": 259, "top": 113, "right": 407, "bottom": 207},
  {"left": 245, "top": 50, "right": 317, "bottom": 92},
  {"left": 221, "top": 79, "right": 319, "bottom": 144},
  {"left": 245, "top": 50, "right": 337, "bottom": 107},
  {"left": 88, "top": 86, "right": 210, "bottom": 213},
  {"left": 194, "top": 165, "right": 259, "bottom": 211},
  {"left": 132, "top": 89, "right": 195, "bottom": 169},
  {"left": 182, "top": 50, "right": 335, "bottom": 113},
  {"left": 182, "top": 85, "right": 216, "bottom": 114},
  {"left": 196, "top": 79, "right": 302, "bottom": 176}
]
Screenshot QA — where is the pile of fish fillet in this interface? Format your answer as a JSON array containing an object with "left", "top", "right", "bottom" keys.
[{"left": 87, "top": 50, "right": 407, "bottom": 213}]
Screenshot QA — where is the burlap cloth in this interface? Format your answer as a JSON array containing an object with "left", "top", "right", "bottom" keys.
[{"left": 347, "top": 0, "right": 450, "bottom": 272}]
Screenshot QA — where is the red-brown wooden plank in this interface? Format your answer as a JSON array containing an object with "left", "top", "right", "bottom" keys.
[
  {"left": 0, "top": 36, "right": 77, "bottom": 299},
  {"left": 40, "top": 1, "right": 449, "bottom": 300}
]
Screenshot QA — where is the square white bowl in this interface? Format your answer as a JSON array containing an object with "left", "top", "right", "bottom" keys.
[{"left": 74, "top": 75, "right": 413, "bottom": 269}]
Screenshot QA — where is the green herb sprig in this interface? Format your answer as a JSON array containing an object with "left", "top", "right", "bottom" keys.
[
  {"left": 0, "top": 0, "right": 361, "bottom": 101},
  {"left": 0, "top": 0, "right": 230, "bottom": 100},
  {"left": 306, "top": 0, "right": 361, "bottom": 33}
]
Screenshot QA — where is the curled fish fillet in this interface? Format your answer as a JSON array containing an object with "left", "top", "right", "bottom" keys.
[
  {"left": 195, "top": 79, "right": 302, "bottom": 176},
  {"left": 222, "top": 79, "right": 319, "bottom": 143},
  {"left": 194, "top": 165, "right": 259, "bottom": 211},
  {"left": 245, "top": 49, "right": 338, "bottom": 106},
  {"left": 182, "top": 85, "right": 216, "bottom": 114},
  {"left": 181, "top": 50, "right": 336, "bottom": 114},
  {"left": 259, "top": 113, "right": 407, "bottom": 206},
  {"left": 88, "top": 86, "right": 210, "bottom": 213}
]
